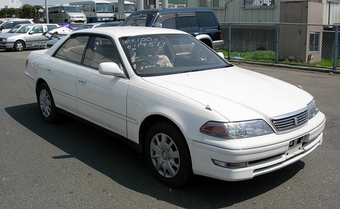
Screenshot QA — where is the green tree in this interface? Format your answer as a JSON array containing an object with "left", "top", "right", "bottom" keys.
[
  {"left": 6, "top": 8, "right": 16, "bottom": 18},
  {"left": 19, "top": 4, "right": 34, "bottom": 19},
  {"left": 0, "top": 8, "right": 8, "bottom": 18},
  {"left": 33, "top": 5, "right": 44, "bottom": 22}
]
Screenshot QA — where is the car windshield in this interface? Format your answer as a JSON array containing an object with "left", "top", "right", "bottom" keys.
[
  {"left": 95, "top": 3, "right": 113, "bottom": 13},
  {"left": 10, "top": 25, "right": 33, "bottom": 33},
  {"left": 119, "top": 34, "right": 230, "bottom": 76},
  {"left": 7, "top": 24, "right": 22, "bottom": 33},
  {"left": 65, "top": 6, "right": 82, "bottom": 13}
]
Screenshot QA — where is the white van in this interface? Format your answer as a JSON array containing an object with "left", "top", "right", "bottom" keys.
[
  {"left": 48, "top": 5, "right": 87, "bottom": 25},
  {"left": 110, "top": 0, "right": 136, "bottom": 20}
]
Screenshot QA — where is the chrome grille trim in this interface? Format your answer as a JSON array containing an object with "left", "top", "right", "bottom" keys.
[{"left": 271, "top": 108, "right": 308, "bottom": 132}]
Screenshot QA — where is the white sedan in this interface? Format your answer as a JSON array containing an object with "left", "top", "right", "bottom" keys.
[{"left": 24, "top": 27, "right": 326, "bottom": 187}]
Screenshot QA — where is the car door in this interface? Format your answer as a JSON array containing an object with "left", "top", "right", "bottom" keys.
[
  {"left": 76, "top": 36, "right": 129, "bottom": 137},
  {"left": 46, "top": 35, "right": 90, "bottom": 115},
  {"left": 25, "top": 25, "right": 45, "bottom": 48}
]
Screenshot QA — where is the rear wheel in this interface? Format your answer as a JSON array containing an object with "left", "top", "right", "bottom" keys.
[
  {"left": 145, "top": 121, "right": 193, "bottom": 188},
  {"left": 14, "top": 40, "right": 25, "bottom": 51},
  {"left": 37, "top": 83, "right": 58, "bottom": 123}
]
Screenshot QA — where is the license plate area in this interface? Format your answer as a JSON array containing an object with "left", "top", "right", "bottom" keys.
[{"left": 285, "top": 136, "right": 306, "bottom": 159}]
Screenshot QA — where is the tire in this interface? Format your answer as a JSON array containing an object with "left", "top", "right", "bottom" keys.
[
  {"left": 37, "top": 83, "right": 58, "bottom": 123},
  {"left": 14, "top": 40, "right": 25, "bottom": 51},
  {"left": 145, "top": 121, "right": 193, "bottom": 188}
]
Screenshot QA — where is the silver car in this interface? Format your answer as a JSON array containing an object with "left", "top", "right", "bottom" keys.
[{"left": 0, "top": 23, "right": 59, "bottom": 51}]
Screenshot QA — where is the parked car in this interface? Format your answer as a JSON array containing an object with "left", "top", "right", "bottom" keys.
[
  {"left": 0, "top": 23, "right": 59, "bottom": 51},
  {"left": 24, "top": 27, "right": 325, "bottom": 187},
  {"left": 0, "top": 18, "right": 34, "bottom": 33},
  {"left": 48, "top": 5, "right": 87, "bottom": 25},
  {"left": 121, "top": 7, "right": 224, "bottom": 49},
  {"left": 45, "top": 21, "right": 122, "bottom": 48},
  {"left": 74, "top": 21, "right": 122, "bottom": 30}
]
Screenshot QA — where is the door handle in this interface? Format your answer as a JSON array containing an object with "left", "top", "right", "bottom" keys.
[{"left": 78, "top": 78, "right": 87, "bottom": 85}]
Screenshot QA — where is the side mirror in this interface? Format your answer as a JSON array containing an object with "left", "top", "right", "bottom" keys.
[{"left": 98, "top": 62, "right": 126, "bottom": 78}]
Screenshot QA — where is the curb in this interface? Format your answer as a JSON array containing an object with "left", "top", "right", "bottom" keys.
[{"left": 229, "top": 60, "right": 340, "bottom": 75}]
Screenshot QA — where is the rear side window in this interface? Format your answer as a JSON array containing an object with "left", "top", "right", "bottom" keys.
[
  {"left": 55, "top": 36, "right": 89, "bottom": 64},
  {"left": 47, "top": 24, "right": 58, "bottom": 31},
  {"left": 156, "top": 13, "right": 176, "bottom": 29},
  {"left": 196, "top": 12, "right": 218, "bottom": 27},
  {"left": 124, "top": 13, "right": 155, "bottom": 26},
  {"left": 1, "top": 22, "right": 14, "bottom": 29},
  {"left": 14, "top": 21, "right": 30, "bottom": 26},
  {"left": 177, "top": 16, "right": 198, "bottom": 28}
]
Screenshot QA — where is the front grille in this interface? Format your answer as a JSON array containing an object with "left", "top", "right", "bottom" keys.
[{"left": 271, "top": 108, "right": 308, "bottom": 132}]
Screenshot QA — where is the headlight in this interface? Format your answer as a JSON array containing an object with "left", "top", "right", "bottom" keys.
[
  {"left": 307, "top": 99, "right": 319, "bottom": 119},
  {"left": 200, "top": 120, "right": 273, "bottom": 139},
  {"left": 1, "top": 38, "right": 7, "bottom": 42}
]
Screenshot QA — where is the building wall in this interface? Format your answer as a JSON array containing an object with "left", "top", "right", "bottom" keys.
[
  {"left": 186, "top": 0, "right": 340, "bottom": 25},
  {"left": 279, "top": 1, "right": 323, "bottom": 63},
  {"left": 186, "top": 0, "right": 280, "bottom": 23},
  {"left": 0, "top": 0, "right": 22, "bottom": 9},
  {"left": 323, "top": 0, "right": 340, "bottom": 25}
]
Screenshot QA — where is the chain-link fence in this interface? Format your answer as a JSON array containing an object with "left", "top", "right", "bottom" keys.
[{"left": 219, "top": 23, "right": 340, "bottom": 71}]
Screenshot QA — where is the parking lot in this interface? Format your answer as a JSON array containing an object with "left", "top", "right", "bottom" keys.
[{"left": 0, "top": 49, "right": 339, "bottom": 209}]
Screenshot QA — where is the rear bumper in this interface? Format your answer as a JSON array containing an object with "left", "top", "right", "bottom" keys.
[{"left": 213, "top": 40, "right": 225, "bottom": 49}]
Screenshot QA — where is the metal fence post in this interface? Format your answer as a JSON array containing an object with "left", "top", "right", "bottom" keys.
[
  {"left": 275, "top": 23, "right": 279, "bottom": 64},
  {"left": 228, "top": 23, "right": 232, "bottom": 59},
  {"left": 333, "top": 25, "right": 339, "bottom": 71}
]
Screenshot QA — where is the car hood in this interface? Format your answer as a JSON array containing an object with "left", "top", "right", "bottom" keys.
[
  {"left": 0, "top": 32, "right": 21, "bottom": 38},
  {"left": 142, "top": 66, "right": 312, "bottom": 121}
]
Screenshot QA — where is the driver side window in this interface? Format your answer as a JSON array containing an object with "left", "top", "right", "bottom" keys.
[{"left": 83, "top": 36, "right": 121, "bottom": 69}]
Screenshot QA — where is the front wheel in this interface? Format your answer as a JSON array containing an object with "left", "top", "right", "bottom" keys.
[
  {"left": 14, "top": 40, "right": 25, "bottom": 51},
  {"left": 37, "top": 83, "right": 58, "bottom": 123},
  {"left": 145, "top": 121, "right": 193, "bottom": 188}
]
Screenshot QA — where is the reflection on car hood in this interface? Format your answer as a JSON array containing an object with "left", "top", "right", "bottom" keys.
[
  {"left": 0, "top": 32, "right": 21, "bottom": 38},
  {"left": 143, "top": 66, "right": 312, "bottom": 121}
]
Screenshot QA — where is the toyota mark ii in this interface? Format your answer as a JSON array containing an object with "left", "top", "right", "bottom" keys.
[{"left": 24, "top": 27, "right": 326, "bottom": 187}]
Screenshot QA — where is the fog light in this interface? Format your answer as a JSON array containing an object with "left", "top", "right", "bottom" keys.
[{"left": 212, "top": 159, "right": 248, "bottom": 168}]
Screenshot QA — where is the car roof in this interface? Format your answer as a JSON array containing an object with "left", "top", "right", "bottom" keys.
[{"left": 72, "top": 26, "right": 187, "bottom": 38}]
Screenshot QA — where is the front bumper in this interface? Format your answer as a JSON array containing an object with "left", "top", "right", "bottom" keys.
[
  {"left": 190, "top": 112, "right": 326, "bottom": 181},
  {"left": 0, "top": 42, "right": 14, "bottom": 49}
]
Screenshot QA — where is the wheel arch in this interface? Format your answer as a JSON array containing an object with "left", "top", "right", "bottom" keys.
[
  {"left": 35, "top": 78, "right": 48, "bottom": 99},
  {"left": 195, "top": 34, "right": 213, "bottom": 49},
  {"left": 138, "top": 114, "right": 189, "bottom": 157},
  {"left": 14, "top": 39, "right": 26, "bottom": 50}
]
